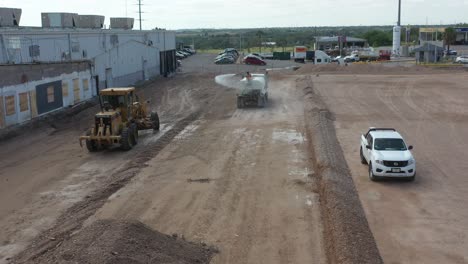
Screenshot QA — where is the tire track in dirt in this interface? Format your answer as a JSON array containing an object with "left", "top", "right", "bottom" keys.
[{"left": 11, "top": 111, "right": 202, "bottom": 264}]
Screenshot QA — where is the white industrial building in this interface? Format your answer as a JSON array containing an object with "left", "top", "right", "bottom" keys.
[{"left": 0, "top": 7, "right": 177, "bottom": 129}]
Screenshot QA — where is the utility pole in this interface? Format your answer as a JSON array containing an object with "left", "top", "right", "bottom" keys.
[{"left": 137, "top": 0, "right": 142, "bottom": 30}]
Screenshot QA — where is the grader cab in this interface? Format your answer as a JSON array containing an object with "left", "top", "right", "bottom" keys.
[{"left": 79, "top": 87, "right": 160, "bottom": 151}]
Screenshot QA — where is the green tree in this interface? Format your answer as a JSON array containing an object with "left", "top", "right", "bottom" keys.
[
  {"left": 359, "top": 30, "right": 393, "bottom": 47},
  {"left": 256, "top": 30, "right": 264, "bottom": 53},
  {"left": 444, "top": 27, "right": 456, "bottom": 52}
]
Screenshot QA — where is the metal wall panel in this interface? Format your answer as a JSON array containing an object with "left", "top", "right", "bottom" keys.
[
  {"left": 35, "top": 81, "right": 63, "bottom": 115},
  {"left": 0, "top": 96, "right": 4, "bottom": 128},
  {"left": 73, "top": 78, "right": 80, "bottom": 104},
  {"left": 19, "top": 92, "right": 29, "bottom": 112}
]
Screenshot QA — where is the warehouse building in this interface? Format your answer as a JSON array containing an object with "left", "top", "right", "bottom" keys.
[
  {"left": 315, "top": 36, "right": 368, "bottom": 51},
  {"left": 0, "top": 7, "right": 176, "bottom": 129}
]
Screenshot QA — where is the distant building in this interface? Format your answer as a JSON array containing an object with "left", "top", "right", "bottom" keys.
[
  {"left": 0, "top": 8, "right": 176, "bottom": 129},
  {"left": 314, "top": 36, "right": 368, "bottom": 51},
  {"left": 418, "top": 27, "right": 445, "bottom": 47},
  {"left": 418, "top": 26, "right": 468, "bottom": 50},
  {"left": 455, "top": 27, "right": 468, "bottom": 45},
  {"left": 413, "top": 43, "right": 444, "bottom": 63}
]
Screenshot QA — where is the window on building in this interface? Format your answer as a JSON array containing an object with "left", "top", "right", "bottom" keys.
[
  {"left": 62, "top": 82, "right": 69, "bottom": 97},
  {"left": 19, "top": 92, "right": 29, "bottom": 112},
  {"left": 83, "top": 79, "right": 89, "bottom": 91},
  {"left": 317, "top": 59, "right": 322, "bottom": 63},
  {"left": 5, "top": 95, "right": 16, "bottom": 116},
  {"left": 47, "top": 86, "right": 55, "bottom": 103}
]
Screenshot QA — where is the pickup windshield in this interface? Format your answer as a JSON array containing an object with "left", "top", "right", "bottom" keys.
[{"left": 374, "top": 138, "right": 407, "bottom": 151}]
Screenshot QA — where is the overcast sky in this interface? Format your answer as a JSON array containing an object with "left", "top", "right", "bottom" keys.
[{"left": 2, "top": 0, "right": 468, "bottom": 29}]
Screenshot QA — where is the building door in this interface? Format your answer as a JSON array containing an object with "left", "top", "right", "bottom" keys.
[
  {"left": 94, "top": 75, "right": 99, "bottom": 95},
  {"left": 36, "top": 81, "right": 63, "bottom": 115},
  {"left": 105, "top": 68, "right": 113, "bottom": 88}
]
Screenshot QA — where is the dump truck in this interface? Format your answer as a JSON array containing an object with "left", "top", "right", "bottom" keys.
[
  {"left": 237, "top": 72, "right": 269, "bottom": 108},
  {"left": 79, "top": 87, "right": 159, "bottom": 151}
]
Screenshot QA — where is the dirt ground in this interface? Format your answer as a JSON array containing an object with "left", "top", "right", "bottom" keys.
[
  {"left": 0, "top": 73, "right": 230, "bottom": 263},
  {"left": 313, "top": 73, "right": 468, "bottom": 264},
  {"left": 2, "top": 55, "right": 468, "bottom": 264},
  {"left": 1, "top": 69, "right": 328, "bottom": 263}
]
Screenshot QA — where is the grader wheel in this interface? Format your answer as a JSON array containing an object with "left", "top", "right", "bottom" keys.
[
  {"left": 120, "top": 127, "right": 134, "bottom": 151},
  {"left": 85, "top": 130, "right": 98, "bottom": 152},
  {"left": 151, "top": 111, "right": 160, "bottom": 131}
]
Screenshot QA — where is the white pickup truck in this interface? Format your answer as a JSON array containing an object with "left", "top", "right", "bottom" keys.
[{"left": 360, "top": 128, "right": 416, "bottom": 181}]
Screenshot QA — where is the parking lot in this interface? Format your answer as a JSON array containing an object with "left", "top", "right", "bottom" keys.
[{"left": 181, "top": 53, "right": 302, "bottom": 74}]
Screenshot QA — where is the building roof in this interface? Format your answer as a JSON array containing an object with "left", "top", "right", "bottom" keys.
[
  {"left": 413, "top": 43, "right": 445, "bottom": 52},
  {"left": 316, "top": 36, "right": 367, "bottom": 43},
  {"left": 419, "top": 27, "right": 446, "bottom": 33}
]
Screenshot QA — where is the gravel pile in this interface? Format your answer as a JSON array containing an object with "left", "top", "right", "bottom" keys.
[
  {"left": 300, "top": 75, "right": 383, "bottom": 264},
  {"left": 22, "top": 220, "right": 217, "bottom": 264}
]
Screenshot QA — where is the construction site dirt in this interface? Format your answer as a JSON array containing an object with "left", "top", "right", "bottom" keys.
[{"left": 1, "top": 56, "right": 468, "bottom": 264}]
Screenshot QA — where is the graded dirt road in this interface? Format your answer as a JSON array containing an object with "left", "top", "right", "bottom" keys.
[
  {"left": 313, "top": 73, "right": 468, "bottom": 264},
  {"left": 86, "top": 75, "right": 326, "bottom": 264},
  {"left": 0, "top": 73, "right": 232, "bottom": 263},
  {"left": 0, "top": 71, "right": 327, "bottom": 263}
]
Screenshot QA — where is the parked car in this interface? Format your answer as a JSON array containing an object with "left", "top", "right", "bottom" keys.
[
  {"left": 182, "top": 48, "right": 195, "bottom": 55},
  {"left": 216, "top": 53, "right": 236, "bottom": 60},
  {"left": 332, "top": 56, "right": 342, "bottom": 62},
  {"left": 176, "top": 51, "right": 187, "bottom": 59},
  {"left": 344, "top": 54, "right": 359, "bottom": 62},
  {"left": 243, "top": 56, "right": 266, "bottom": 66},
  {"left": 455, "top": 56, "right": 468, "bottom": 64},
  {"left": 444, "top": 50, "right": 457, "bottom": 56},
  {"left": 360, "top": 128, "right": 416, "bottom": 181},
  {"left": 224, "top": 48, "right": 239, "bottom": 56},
  {"left": 179, "top": 51, "right": 191, "bottom": 57},
  {"left": 251, "top": 53, "right": 265, "bottom": 59},
  {"left": 215, "top": 57, "right": 235, "bottom": 64}
]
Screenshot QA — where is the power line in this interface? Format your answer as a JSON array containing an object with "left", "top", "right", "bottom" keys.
[{"left": 137, "top": 0, "right": 142, "bottom": 30}]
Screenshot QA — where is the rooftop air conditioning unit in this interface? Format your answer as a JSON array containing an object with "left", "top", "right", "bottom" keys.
[
  {"left": 77, "top": 15, "right": 105, "bottom": 29},
  {"left": 0, "top": 8, "right": 22, "bottom": 27},
  {"left": 110, "top": 17, "right": 134, "bottom": 30},
  {"left": 41, "top": 13, "right": 78, "bottom": 28}
]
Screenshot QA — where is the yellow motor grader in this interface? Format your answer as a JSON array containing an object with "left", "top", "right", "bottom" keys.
[{"left": 79, "top": 87, "right": 159, "bottom": 151}]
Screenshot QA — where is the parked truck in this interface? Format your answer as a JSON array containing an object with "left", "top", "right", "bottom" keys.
[{"left": 293, "top": 46, "right": 307, "bottom": 63}]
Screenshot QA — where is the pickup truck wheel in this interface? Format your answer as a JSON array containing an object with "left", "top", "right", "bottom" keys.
[
  {"left": 360, "top": 148, "right": 367, "bottom": 164},
  {"left": 369, "top": 163, "right": 379, "bottom": 181},
  {"left": 406, "top": 174, "right": 416, "bottom": 182}
]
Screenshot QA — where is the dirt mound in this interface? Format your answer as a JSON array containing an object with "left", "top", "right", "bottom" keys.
[
  {"left": 27, "top": 220, "right": 217, "bottom": 264},
  {"left": 299, "top": 76, "right": 383, "bottom": 263}
]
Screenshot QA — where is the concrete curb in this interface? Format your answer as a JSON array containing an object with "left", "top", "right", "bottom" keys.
[{"left": 300, "top": 76, "right": 383, "bottom": 264}]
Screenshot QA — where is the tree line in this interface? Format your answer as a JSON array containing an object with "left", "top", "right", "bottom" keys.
[{"left": 176, "top": 24, "right": 467, "bottom": 50}]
